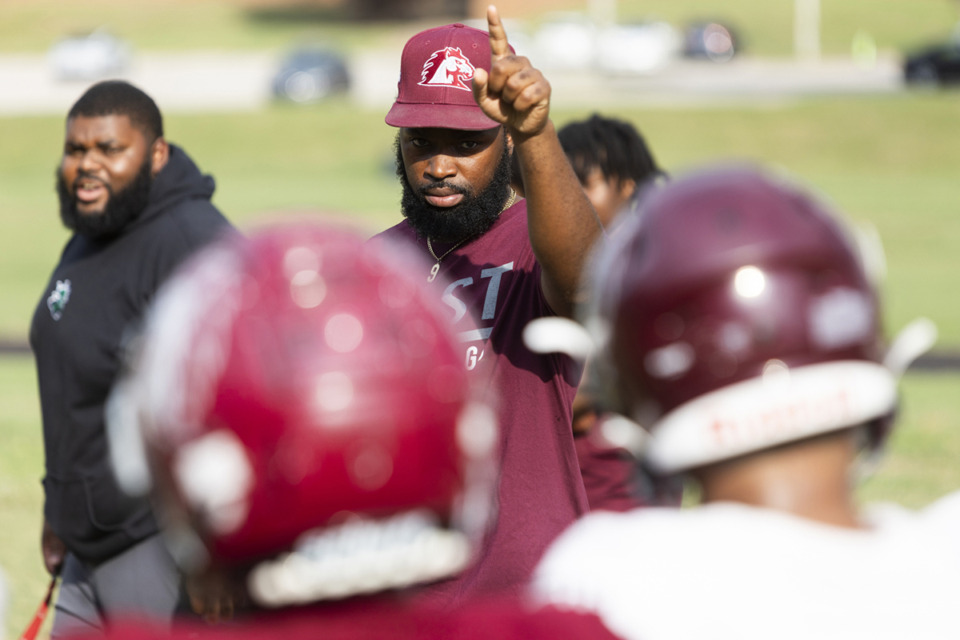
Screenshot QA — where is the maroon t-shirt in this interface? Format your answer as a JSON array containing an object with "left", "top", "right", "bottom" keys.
[
  {"left": 575, "top": 430, "right": 647, "bottom": 513},
  {"left": 577, "top": 416, "right": 685, "bottom": 512},
  {"left": 374, "top": 200, "right": 589, "bottom": 604}
]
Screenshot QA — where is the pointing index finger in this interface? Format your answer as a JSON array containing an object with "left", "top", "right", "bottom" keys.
[{"left": 487, "top": 5, "right": 509, "bottom": 60}]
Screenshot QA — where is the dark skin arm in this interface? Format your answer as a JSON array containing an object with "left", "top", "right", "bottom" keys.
[
  {"left": 185, "top": 572, "right": 249, "bottom": 625},
  {"left": 472, "top": 5, "right": 603, "bottom": 318},
  {"left": 41, "top": 517, "right": 66, "bottom": 576}
]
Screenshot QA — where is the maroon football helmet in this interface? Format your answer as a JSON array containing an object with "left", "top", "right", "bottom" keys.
[
  {"left": 584, "top": 164, "right": 899, "bottom": 474},
  {"left": 114, "top": 221, "right": 497, "bottom": 606}
]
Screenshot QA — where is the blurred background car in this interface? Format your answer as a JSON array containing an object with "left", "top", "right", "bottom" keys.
[
  {"left": 533, "top": 13, "right": 680, "bottom": 75},
  {"left": 595, "top": 21, "right": 681, "bottom": 74},
  {"left": 271, "top": 46, "right": 350, "bottom": 103},
  {"left": 683, "top": 21, "right": 739, "bottom": 62},
  {"left": 532, "top": 13, "right": 597, "bottom": 71},
  {"left": 903, "top": 39, "right": 960, "bottom": 86},
  {"left": 48, "top": 29, "right": 130, "bottom": 82}
]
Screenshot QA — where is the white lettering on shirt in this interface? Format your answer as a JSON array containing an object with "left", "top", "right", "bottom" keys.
[
  {"left": 443, "top": 277, "right": 474, "bottom": 323},
  {"left": 479, "top": 263, "right": 514, "bottom": 320}
]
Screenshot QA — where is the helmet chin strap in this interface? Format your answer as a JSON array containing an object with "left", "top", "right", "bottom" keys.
[
  {"left": 884, "top": 317, "right": 937, "bottom": 378},
  {"left": 854, "top": 316, "right": 938, "bottom": 480}
]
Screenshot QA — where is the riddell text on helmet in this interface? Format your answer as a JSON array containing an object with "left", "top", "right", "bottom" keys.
[{"left": 709, "top": 387, "right": 853, "bottom": 447}]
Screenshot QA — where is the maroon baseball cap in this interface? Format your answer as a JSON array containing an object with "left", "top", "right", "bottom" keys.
[{"left": 386, "top": 22, "right": 509, "bottom": 131}]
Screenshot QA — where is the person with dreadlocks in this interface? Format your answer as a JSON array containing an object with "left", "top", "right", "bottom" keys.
[{"left": 557, "top": 113, "right": 665, "bottom": 229}]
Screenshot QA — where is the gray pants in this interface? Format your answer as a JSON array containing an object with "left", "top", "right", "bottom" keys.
[{"left": 51, "top": 534, "right": 183, "bottom": 639}]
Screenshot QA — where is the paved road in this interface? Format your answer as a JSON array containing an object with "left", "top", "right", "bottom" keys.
[
  {"left": 0, "top": 51, "right": 904, "bottom": 116},
  {"left": 0, "top": 52, "right": 277, "bottom": 115},
  {"left": 547, "top": 55, "right": 903, "bottom": 107}
]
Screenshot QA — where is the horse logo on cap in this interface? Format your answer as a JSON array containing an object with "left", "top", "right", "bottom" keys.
[{"left": 418, "top": 47, "right": 476, "bottom": 92}]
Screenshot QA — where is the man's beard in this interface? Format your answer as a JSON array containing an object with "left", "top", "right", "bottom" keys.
[
  {"left": 56, "top": 157, "right": 153, "bottom": 239},
  {"left": 395, "top": 135, "right": 513, "bottom": 241}
]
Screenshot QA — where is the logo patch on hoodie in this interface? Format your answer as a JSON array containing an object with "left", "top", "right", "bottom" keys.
[{"left": 47, "top": 279, "right": 72, "bottom": 321}]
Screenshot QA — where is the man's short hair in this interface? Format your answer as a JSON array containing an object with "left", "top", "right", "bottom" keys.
[
  {"left": 68, "top": 80, "right": 164, "bottom": 142},
  {"left": 558, "top": 114, "right": 663, "bottom": 189}
]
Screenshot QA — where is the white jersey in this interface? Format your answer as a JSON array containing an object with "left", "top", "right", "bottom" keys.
[{"left": 531, "top": 492, "right": 960, "bottom": 640}]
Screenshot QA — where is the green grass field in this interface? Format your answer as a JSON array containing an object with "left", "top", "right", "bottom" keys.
[
  {"left": 4, "top": 94, "right": 960, "bottom": 344},
  {"left": 3, "top": 1, "right": 960, "bottom": 639},
  {"left": 0, "top": 357, "right": 46, "bottom": 640}
]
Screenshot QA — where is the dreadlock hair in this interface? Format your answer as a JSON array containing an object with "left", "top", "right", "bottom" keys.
[
  {"left": 558, "top": 113, "right": 664, "bottom": 190},
  {"left": 67, "top": 80, "right": 163, "bottom": 142}
]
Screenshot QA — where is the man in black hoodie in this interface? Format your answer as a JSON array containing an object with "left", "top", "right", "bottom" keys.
[{"left": 30, "top": 80, "right": 233, "bottom": 638}]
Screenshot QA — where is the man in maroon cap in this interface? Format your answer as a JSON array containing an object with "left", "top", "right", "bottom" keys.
[{"left": 374, "top": 5, "right": 603, "bottom": 606}]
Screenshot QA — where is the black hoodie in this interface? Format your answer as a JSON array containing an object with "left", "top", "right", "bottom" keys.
[{"left": 30, "top": 144, "right": 234, "bottom": 563}]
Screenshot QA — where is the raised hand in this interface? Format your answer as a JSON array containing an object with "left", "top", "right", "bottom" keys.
[{"left": 472, "top": 5, "right": 551, "bottom": 140}]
